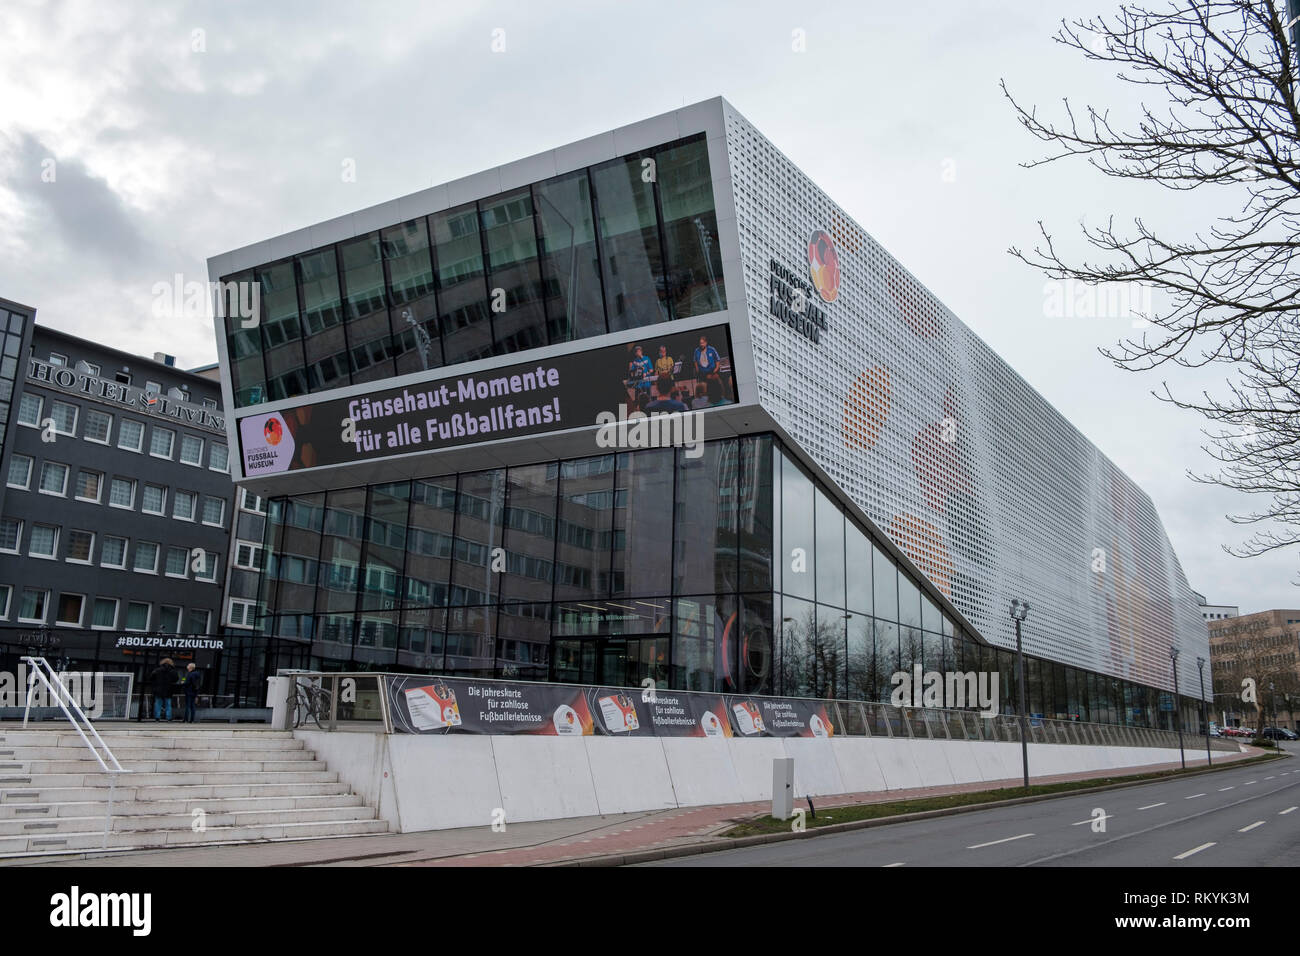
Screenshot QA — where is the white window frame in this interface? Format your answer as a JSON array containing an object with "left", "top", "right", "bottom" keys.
[
  {"left": 133, "top": 540, "right": 160, "bottom": 575},
  {"left": 85, "top": 362, "right": 101, "bottom": 377},
  {"left": 0, "top": 583, "right": 11, "bottom": 620},
  {"left": 228, "top": 598, "right": 256, "bottom": 628},
  {"left": 187, "top": 608, "right": 211, "bottom": 634},
  {"left": 83, "top": 409, "right": 112, "bottom": 444},
  {"left": 28, "top": 523, "right": 58, "bottom": 560},
  {"left": 240, "top": 488, "right": 268, "bottom": 513},
  {"left": 195, "top": 550, "right": 219, "bottom": 583},
  {"left": 158, "top": 604, "right": 183, "bottom": 635},
  {"left": 74, "top": 469, "right": 104, "bottom": 503},
  {"left": 49, "top": 400, "right": 78, "bottom": 437},
  {"left": 149, "top": 426, "right": 175, "bottom": 460},
  {"left": 172, "top": 489, "right": 197, "bottom": 522},
  {"left": 100, "top": 535, "right": 128, "bottom": 570},
  {"left": 210, "top": 442, "right": 229, "bottom": 473},
  {"left": 179, "top": 434, "right": 204, "bottom": 466},
  {"left": 141, "top": 484, "right": 167, "bottom": 516},
  {"left": 55, "top": 592, "right": 85, "bottom": 627},
  {"left": 108, "top": 477, "right": 136, "bottom": 510},
  {"left": 91, "top": 596, "right": 119, "bottom": 630},
  {"left": 38, "top": 461, "right": 69, "bottom": 497},
  {"left": 18, "top": 588, "right": 50, "bottom": 624},
  {"left": 201, "top": 495, "right": 226, "bottom": 527},
  {"left": 6, "top": 453, "right": 32, "bottom": 490},
  {"left": 117, "top": 418, "right": 145, "bottom": 453},
  {"left": 49, "top": 352, "right": 67, "bottom": 366},
  {"left": 17, "top": 393, "right": 42, "bottom": 428},
  {"left": 0, "top": 517, "right": 23, "bottom": 554},
  {"left": 234, "top": 540, "right": 263, "bottom": 570},
  {"left": 124, "top": 601, "right": 150, "bottom": 632},
  {"left": 65, "top": 529, "right": 95, "bottom": 565},
  {"left": 164, "top": 545, "right": 190, "bottom": 579}
]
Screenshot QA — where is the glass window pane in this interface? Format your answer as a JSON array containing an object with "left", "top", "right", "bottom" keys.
[
  {"left": 499, "top": 463, "right": 557, "bottom": 604},
  {"left": 846, "top": 520, "right": 873, "bottom": 615},
  {"left": 656, "top": 136, "right": 726, "bottom": 318},
  {"left": 149, "top": 427, "right": 174, "bottom": 457},
  {"left": 898, "top": 572, "right": 921, "bottom": 628},
  {"left": 297, "top": 246, "right": 347, "bottom": 391},
  {"left": 814, "top": 488, "right": 845, "bottom": 608},
  {"left": 591, "top": 154, "right": 670, "bottom": 331},
  {"left": 433, "top": 203, "right": 493, "bottom": 366},
  {"left": 872, "top": 543, "right": 898, "bottom": 621},
  {"left": 403, "top": 478, "right": 456, "bottom": 609},
  {"left": 779, "top": 595, "right": 816, "bottom": 698},
  {"left": 554, "top": 455, "right": 615, "bottom": 601},
  {"left": 611, "top": 448, "right": 674, "bottom": 598},
  {"left": 479, "top": 188, "right": 548, "bottom": 355},
  {"left": 92, "top": 598, "right": 117, "bottom": 628},
  {"left": 738, "top": 435, "right": 774, "bottom": 592},
  {"left": 339, "top": 233, "right": 396, "bottom": 383},
  {"left": 534, "top": 171, "right": 606, "bottom": 343},
  {"left": 384, "top": 218, "right": 442, "bottom": 375},
  {"left": 259, "top": 261, "right": 308, "bottom": 402},
  {"left": 449, "top": 470, "right": 505, "bottom": 606},
  {"left": 360, "top": 481, "right": 409, "bottom": 612},
  {"left": 781, "top": 452, "right": 815, "bottom": 600}
]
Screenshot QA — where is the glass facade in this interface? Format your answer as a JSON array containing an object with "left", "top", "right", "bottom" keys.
[
  {"left": 222, "top": 134, "right": 727, "bottom": 409},
  {"left": 249, "top": 433, "right": 1185, "bottom": 730}
]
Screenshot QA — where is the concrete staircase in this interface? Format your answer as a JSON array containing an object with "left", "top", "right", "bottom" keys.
[{"left": 0, "top": 726, "right": 387, "bottom": 856}]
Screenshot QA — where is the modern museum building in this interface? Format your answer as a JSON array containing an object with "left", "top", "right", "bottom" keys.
[{"left": 209, "top": 97, "right": 1210, "bottom": 729}]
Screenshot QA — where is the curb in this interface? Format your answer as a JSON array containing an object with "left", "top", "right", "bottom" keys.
[{"left": 546, "top": 750, "right": 1283, "bottom": 867}]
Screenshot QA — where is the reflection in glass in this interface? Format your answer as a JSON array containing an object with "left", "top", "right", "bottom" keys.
[
  {"left": 613, "top": 449, "right": 674, "bottom": 597},
  {"left": 656, "top": 137, "right": 726, "bottom": 318},
  {"left": 433, "top": 203, "right": 493, "bottom": 366},
  {"left": 591, "top": 155, "right": 670, "bottom": 331},
  {"left": 534, "top": 171, "right": 606, "bottom": 343},
  {"left": 479, "top": 189, "right": 548, "bottom": 355},
  {"left": 339, "top": 233, "right": 396, "bottom": 383}
]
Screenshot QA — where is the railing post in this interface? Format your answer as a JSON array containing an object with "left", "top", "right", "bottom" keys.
[{"left": 329, "top": 674, "right": 339, "bottom": 731}]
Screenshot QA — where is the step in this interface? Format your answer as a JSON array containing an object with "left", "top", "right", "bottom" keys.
[
  {"left": 2, "top": 770, "right": 339, "bottom": 789},
  {"left": 0, "top": 731, "right": 303, "bottom": 750},
  {"left": 2, "top": 781, "right": 357, "bottom": 804},
  {"left": 0, "top": 804, "right": 378, "bottom": 836},
  {"left": 14, "top": 758, "right": 323, "bottom": 774},
  {"left": 0, "top": 818, "right": 389, "bottom": 854},
  {"left": 0, "top": 792, "right": 365, "bottom": 819},
  {"left": 0, "top": 746, "right": 316, "bottom": 762}
]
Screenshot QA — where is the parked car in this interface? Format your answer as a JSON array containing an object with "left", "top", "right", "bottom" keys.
[{"left": 1261, "top": 727, "right": 1297, "bottom": 741}]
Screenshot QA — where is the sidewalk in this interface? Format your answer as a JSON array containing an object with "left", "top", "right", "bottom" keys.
[{"left": 0, "top": 748, "right": 1259, "bottom": 868}]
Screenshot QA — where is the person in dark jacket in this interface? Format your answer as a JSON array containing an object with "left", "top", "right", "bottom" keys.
[
  {"left": 148, "top": 658, "right": 178, "bottom": 721},
  {"left": 181, "top": 662, "right": 203, "bottom": 723}
]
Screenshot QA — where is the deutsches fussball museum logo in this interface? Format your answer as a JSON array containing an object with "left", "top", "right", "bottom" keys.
[{"left": 808, "top": 229, "right": 840, "bottom": 303}]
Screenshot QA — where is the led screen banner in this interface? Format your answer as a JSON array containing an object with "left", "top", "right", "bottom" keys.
[
  {"left": 237, "top": 324, "right": 737, "bottom": 476},
  {"left": 384, "top": 674, "right": 837, "bottom": 738}
]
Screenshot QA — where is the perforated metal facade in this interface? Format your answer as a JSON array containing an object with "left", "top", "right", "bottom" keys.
[{"left": 720, "top": 100, "right": 1208, "bottom": 697}]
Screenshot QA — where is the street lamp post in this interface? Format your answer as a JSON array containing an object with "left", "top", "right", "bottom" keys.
[
  {"left": 1197, "top": 656, "right": 1210, "bottom": 768},
  {"left": 1010, "top": 599, "right": 1031, "bottom": 789},
  {"left": 1170, "top": 645, "right": 1185, "bottom": 769}
]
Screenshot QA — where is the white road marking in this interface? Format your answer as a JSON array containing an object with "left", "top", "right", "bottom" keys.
[
  {"left": 1218, "top": 787, "right": 1234, "bottom": 791},
  {"left": 1266, "top": 776, "right": 1275, "bottom": 780},
  {"left": 1280, "top": 807, "right": 1297, "bottom": 815},
  {"left": 1238, "top": 821, "right": 1265, "bottom": 832},
  {"left": 1185, "top": 793, "right": 1206, "bottom": 800},
  {"left": 1138, "top": 803, "right": 1165, "bottom": 810},
  {"left": 1245, "top": 781, "right": 1257, "bottom": 785},
  {"left": 967, "top": 833, "right": 1035, "bottom": 849},
  {"left": 1173, "top": 842, "right": 1216, "bottom": 860},
  {"left": 883, "top": 862, "right": 906, "bottom": 867},
  {"left": 1072, "top": 814, "right": 1111, "bottom": 826}
]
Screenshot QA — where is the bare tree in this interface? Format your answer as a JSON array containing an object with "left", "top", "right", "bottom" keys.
[{"left": 1003, "top": 1, "right": 1300, "bottom": 572}]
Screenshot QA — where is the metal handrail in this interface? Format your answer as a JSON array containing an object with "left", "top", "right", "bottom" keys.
[{"left": 22, "top": 656, "right": 129, "bottom": 848}]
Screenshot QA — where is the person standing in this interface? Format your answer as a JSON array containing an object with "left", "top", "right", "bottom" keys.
[
  {"left": 693, "top": 335, "right": 721, "bottom": 381},
  {"left": 182, "top": 662, "right": 203, "bottom": 724},
  {"left": 148, "top": 658, "right": 178, "bottom": 722}
]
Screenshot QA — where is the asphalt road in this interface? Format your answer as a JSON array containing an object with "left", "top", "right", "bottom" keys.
[{"left": 650, "top": 749, "right": 1300, "bottom": 867}]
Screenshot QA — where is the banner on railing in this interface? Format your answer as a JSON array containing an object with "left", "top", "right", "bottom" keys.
[{"left": 383, "top": 675, "right": 837, "bottom": 738}]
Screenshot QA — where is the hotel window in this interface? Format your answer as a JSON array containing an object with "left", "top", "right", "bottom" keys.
[
  {"left": 133, "top": 540, "right": 160, "bottom": 573},
  {"left": 241, "top": 488, "right": 267, "bottom": 513},
  {"left": 165, "top": 545, "right": 189, "bottom": 578},
  {"left": 142, "top": 484, "right": 166, "bottom": 515},
  {"left": 38, "top": 461, "right": 69, "bottom": 496},
  {"left": 115, "top": 371, "right": 131, "bottom": 385},
  {"left": 210, "top": 442, "right": 229, "bottom": 472},
  {"left": 125, "top": 601, "right": 150, "bottom": 631},
  {"left": 17, "top": 393, "right": 42, "bottom": 427},
  {"left": 19, "top": 588, "right": 49, "bottom": 623},
  {"left": 202, "top": 495, "right": 226, "bottom": 526},
  {"left": 179, "top": 434, "right": 203, "bottom": 466},
  {"left": 173, "top": 489, "right": 196, "bottom": 521},
  {"left": 109, "top": 477, "right": 136, "bottom": 509},
  {"left": 118, "top": 418, "right": 145, "bottom": 452},
  {"left": 158, "top": 605, "right": 183, "bottom": 634},
  {"left": 187, "top": 608, "right": 211, "bottom": 634},
  {"left": 49, "top": 400, "right": 78, "bottom": 436},
  {"left": 49, "top": 352, "right": 67, "bottom": 366},
  {"left": 6, "top": 453, "right": 31, "bottom": 489},
  {"left": 55, "top": 593, "right": 84, "bottom": 626},
  {"left": 149, "top": 426, "right": 175, "bottom": 458},
  {"left": 84, "top": 409, "right": 112, "bottom": 443},
  {"left": 66, "top": 529, "right": 94, "bottom": 563},
  {"left": 92, "top": 597, "right": 118, "bottom": 629},
  {"left": 0, "top": 584, "right": 10, "bottom": 620},
  {"left": 145, "top": 381, "right": 161, "bottom": 396},
  {"left": 28, "top": 524, "right": 57, "bottom": 559},
  {"left": 195, "top": 550, "right": 219, "bottom": 582},
  {"left": 101, "top": 535, "right": 127, "bottom": 569},
  {"left": 85, "top": 363, "right": 101, "bottom": 376},
  {"left": 75, "top": 469, "right": 103, "bottom": 502},
  {"left": 0, "top": 517, "right": 20, "bottom": 553}
]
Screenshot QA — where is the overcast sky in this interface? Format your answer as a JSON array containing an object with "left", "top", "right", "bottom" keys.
[{"left": 1, "top": 0, "right": 1294, "bottom": 612}]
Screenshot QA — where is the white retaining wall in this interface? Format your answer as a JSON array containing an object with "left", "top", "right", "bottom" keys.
[{"left": 294, "top": 730, "right": 1226, "bottom": 834}]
